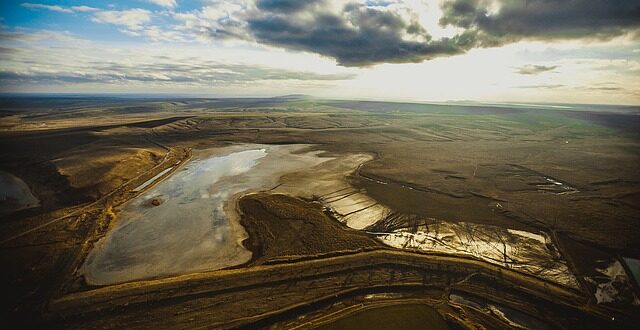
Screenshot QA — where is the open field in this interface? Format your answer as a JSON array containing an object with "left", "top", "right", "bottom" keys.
[{"left": 1, "top": 96, "right": 639, "bottom": 329}]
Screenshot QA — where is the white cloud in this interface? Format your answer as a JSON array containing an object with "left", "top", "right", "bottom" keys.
[
  {"left": 120, "top": 25, "right": 187, "bottom": 42},
  {"left": 145, "top": 0, "right": 178, "bottom": 8},
  {"left": 71, "top": 6, "right": 99, "bottom": 13},
  {"left": 21, "top": 3, "right": 74, "bottom": 14},
  {"left": 7, "top": 1, "right": 640, "bottom": 104},
  {"left": 92, "top": 9, "right": 152, "bottom": 31},
  {"left": 22, "top": 3, "right": 99, "bottom": 14},
  {"left": 0, "top": 30, "right": 353, "bottom": 95}
]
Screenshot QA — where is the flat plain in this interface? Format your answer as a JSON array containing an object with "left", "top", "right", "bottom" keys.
[{"left": 0, "top": 96, "right": 639, "bottom": 329}]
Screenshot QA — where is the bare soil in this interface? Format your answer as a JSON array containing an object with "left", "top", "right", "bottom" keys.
[{"left": 1, "top": 97, "right": 638, "bottom": 328}]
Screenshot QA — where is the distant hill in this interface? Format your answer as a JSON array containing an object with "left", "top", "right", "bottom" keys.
[{"left": 271, "top": 94, "right": 313, "bottom": 100}]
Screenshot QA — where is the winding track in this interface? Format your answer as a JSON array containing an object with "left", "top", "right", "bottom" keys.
[{"left": 49, "top": 248, "right": 632, "bottom": 328}]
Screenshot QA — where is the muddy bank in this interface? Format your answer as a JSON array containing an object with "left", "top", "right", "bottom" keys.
[
  {"left": 238, "top": 193, "right": 381, "bottom": 264},
  {"left": 273, "top": 153, "right": 389, "bottom": 229}
]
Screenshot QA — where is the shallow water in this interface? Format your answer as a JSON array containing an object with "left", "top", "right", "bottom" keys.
[
  {"left": 0, "top": 171, "right": 40, "bottom": 215},
  {"left": 82, "top": 144, "right": 328, "bottom": 285}
]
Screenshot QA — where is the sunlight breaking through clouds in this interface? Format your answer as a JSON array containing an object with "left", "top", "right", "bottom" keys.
[{"left": 3, "top": 0, "right": 640, "bottom": 104}]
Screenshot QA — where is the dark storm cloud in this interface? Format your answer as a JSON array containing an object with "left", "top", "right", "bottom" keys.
[
  {"left": 515, "top": 64, "right": 557, "bottom": 75},
  {"left": 440, "top": 0, "right": 640, "bottom": 46},
  {"left": 246, "top": 2, "right": 472, "bottom": 66},
  {"left": 228, "top": 0, "right": 640, "bottom": 66}
]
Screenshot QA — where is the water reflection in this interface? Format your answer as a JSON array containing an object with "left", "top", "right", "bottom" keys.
[
  {"left": 371, "top": 222, "right": 579, "bottom": 288},
  {"left": 83, "top": 148, "right": 267, "bottom": 285},
  {"left": 82, "top": 145, "right": 328, "bottom": 285}
]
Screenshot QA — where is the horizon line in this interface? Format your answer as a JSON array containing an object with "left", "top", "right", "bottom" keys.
[{"left": 1, "top": 92, "right": 639, "bottom": 108}]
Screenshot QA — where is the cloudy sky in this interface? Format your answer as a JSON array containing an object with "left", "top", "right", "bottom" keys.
[{"left": 1, "top": 0, "right": 639, "bottom": 105}]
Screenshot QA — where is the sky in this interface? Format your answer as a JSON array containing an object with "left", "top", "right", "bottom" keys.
[{"left": 0, "top": 0, "right": 639, "bottom": 105}]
